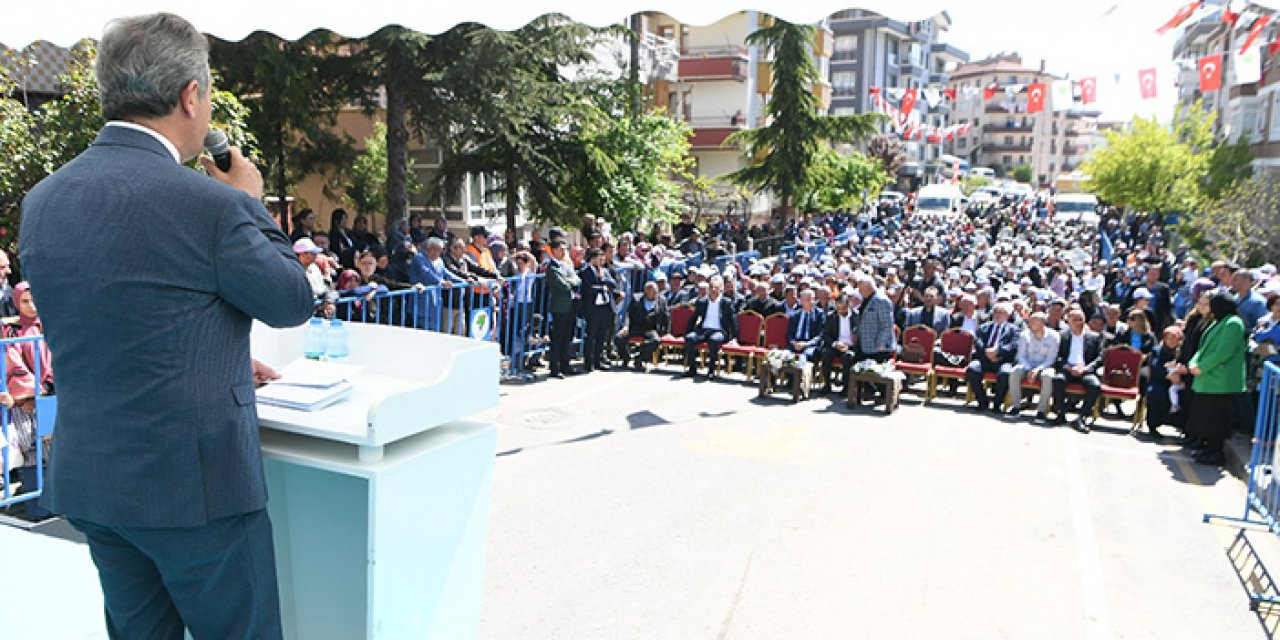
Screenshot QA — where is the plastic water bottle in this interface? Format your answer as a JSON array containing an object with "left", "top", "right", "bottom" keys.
[
  {"left": 325, "top": 319, "right": 350, "bottom": 362},
  {"left": 303, "top": 318, "right": 327, "bottom": 360}
]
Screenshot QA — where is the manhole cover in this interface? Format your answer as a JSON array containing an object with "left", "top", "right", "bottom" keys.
[{"left": 515, "top": 407, "right": 572, "bottom": 428}]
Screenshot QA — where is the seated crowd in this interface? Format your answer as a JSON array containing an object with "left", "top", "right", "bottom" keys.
[{"left": 291, "top": 201, "right": 1279, "bottom": 471}]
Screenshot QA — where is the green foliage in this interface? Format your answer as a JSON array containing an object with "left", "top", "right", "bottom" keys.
[
  {"left": 1179, "top": 175, "right": 1280, "bottom": 264},
  {"left": 1081, "top": 116, "right": 1207, "bottom": 215},
  {"left": 962, "top": 176, "right": 990, "bottom": 196},
  {"left": 209, "top": 31, "right": 355, "bottom": 216},
  {"left": 726, "top": 19, "right": 883, "bottom": 216},
  {"left": 1011, "top": 164, "right": 1033, "bottom": 184},
  {"left": 563, "top": 103, "right": 695, "bottom": 232},
  {"left": 1203, "top": 135, "right": 1254, "bottom": 200},
  {"left": 803, "top": 148, "right": 891, "bottom": 211},
  {"left": 346, "top": 121, "right": 420, "bottom": 216}
]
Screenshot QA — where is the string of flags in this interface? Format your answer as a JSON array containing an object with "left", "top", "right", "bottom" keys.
[
  {"left": 869, "top": 92, "right": 972, "bottom": 142},
  {"left": 1158, "top": 1, "right": 1279, "bottom": 93}
]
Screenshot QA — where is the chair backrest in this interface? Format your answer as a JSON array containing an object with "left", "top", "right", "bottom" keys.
[
  {"left": 901, "top": 325, "right": 938, "bottom": 352},
  {"left": 669, "top": 304, "right": 694, "bottom": 335},
  {"left": 736, "top": 311, "right": 765, "bottom": 345},
  {"left": 762, "top": 313, "right": 790, "bottom": 349},
  {"left": 938, "top": 328, "right": 975, "bottom": 366},
  {"left": 1102, "top": 345, "right": 1143, "bottom": 388}
]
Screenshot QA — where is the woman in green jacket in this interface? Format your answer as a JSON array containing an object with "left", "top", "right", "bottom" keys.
[{"left": 1186, "top": 292, "right": 1248, "bottom": 467}]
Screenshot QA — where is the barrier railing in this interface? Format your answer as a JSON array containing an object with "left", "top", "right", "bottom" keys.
[
  {"left": 1205, "top": 360, "right": 1280, "bottom": 608},
  {"left": 1, "top": 335, "right": 54, "bottom": 511}
]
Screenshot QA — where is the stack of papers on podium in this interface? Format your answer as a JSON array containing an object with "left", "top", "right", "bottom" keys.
[{"left": 256, "top": 359, "right": 363, "bottom": 412}]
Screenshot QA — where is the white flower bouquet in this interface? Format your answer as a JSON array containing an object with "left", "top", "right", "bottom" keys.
[
  {"left": 763, "top": 349, "right": 797, "bottom": 370},
  {"left": 851, "top": 359, "right": 905, "bottom": 381}
]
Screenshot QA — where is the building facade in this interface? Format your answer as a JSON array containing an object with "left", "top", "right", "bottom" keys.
[
  {"left": 946, "top": 53, "right": 1099, "bottom": 187},
  {"left": 826, "top": 10, "right": 968, "bottom": 189}
]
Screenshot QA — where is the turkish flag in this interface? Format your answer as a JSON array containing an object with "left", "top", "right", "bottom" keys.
[
  {"left": 1138, "top": 68, "right": 1158, "bottom": 99},
  {"left": 869, "top": 87, "right": 881, "bottom": 96},
  {"left": 1222, "top": 9, "right": 1240, "bottom": 27},
  {"left": 942, "top": 88, "right": 957, "bottom": 101},
  {"left": 983, "top": 83, "right": 999, "bottom": 100},
  {"left": 1026, "top": 82, "right": 1046, "bottom": 113},
  {"left": 1270, "top": 38, "right": 1280, "bottom": 58},
  {"left": 900, "top": 89, "right": 919, "bottom": 116},
  {"left": 1156, "top": 2, "right": 1202, "bottom": 35},
  {"left": 1079, "top": 77, "right": 1098, "bottom": 104},
  {"left": 1198, "top": 54, "right": 1223, "bottom": 92},
  {"left": 1241, "top": 16, "right": 1272, "bottom": 56}
]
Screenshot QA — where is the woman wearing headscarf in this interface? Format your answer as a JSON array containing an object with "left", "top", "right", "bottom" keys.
[
  {"left": 4, "top": 282, "right": 54, "bottom": 470},
  {"left": 1185, "top": 292, "right": 1248, "bottom": 466}
]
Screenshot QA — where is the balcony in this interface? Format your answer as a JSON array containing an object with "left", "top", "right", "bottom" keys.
[
  {"left": 1064, "top": 128, "right": 1084, "bottom": 136},
  {"left": 831, "top": 49, "right": 857, "bottom": 63},
  {"left": 984, "top": 121, "right": 1034, "bottom": 132},
  {"left": 686, "top": 116, "right": 748, "bottom": 150},
  {"left": 1063, "top": 145, "right": 1086, "bottom": 155},
  {"left": 678, "top": 46, "right": 749, "bottom": 82},
  {"left": 987, "top": 142, "right": 1033, "bottom": 153},
  {"left": 929, "top": 72, "right": 950, "bottom": 85},
  {"left": 985, "top": 103, "right": 1022, "bottom": 114}
]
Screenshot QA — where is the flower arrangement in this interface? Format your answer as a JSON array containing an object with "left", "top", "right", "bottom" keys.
[
  {"left": 763, "top": 349, "right": 797, "bottom": 370},
  {"left": 851, "top": 359, "right": 905, "bottom": 381}
]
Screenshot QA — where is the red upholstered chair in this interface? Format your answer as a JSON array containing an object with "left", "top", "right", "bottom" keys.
[
  {"left": 895, "top": 325, "right": 936, "bottom": 391},
  {"left": 1095, "top": 345, "right": 1146, "bottom": 431},
  {"left": 723, "top": 311, "right": 766, "bottom": 378},
  {"left": 659, "top": 304, "right": 694, "bottom": 365},
  {"left": 928, "top": 328, "right": 974, "bottom": 403},
  {"left": 761, "top": 313, "right": 790, "bottom": 350}
]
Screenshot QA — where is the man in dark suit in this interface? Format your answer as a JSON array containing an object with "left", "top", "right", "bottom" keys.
[
  {"left": 1049, "top": 309, "right": 1105, "bottom": 433},
  {"left": 745, "top": 282, "right": 780, "bottom": 317},
  {"left": 820, "top": 294, "right": 857, "bottom": 393},
  {"left": 949, "top": 294, "right": 987, "bottom": 335},
  {"left": 787, "top": 289, "right": 826, "bottom": 361},
  {"left": 1124, "top": 263, "right": 1173, "bottom": 333},
  {"left": 964, "top": 303, "right": 1021, "bottom": 413},
  {"left": 615, "top": 281, "right": 669, "bottom": 371},
  {"left": 18, "top": 14, "right": 314, "bottom": 638},
  {"left": 545, "top": 239, "right": 581, "bottom": 379},
  {"left": 904, "top": 286, "right": 950, "bottom": 335},
  {"left": 577, "top": 248, "right": 617, "bottom": 372},
  {"left": 683, "top": 276, "right": 737, "bottom": 379}
]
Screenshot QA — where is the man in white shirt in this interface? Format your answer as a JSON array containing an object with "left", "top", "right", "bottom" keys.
[
  {"left": 1049, "top": 309, "right": 1104, "bottom": 432},
  {"left": 683, "top": 276, "right": 736, "bottom": 380},
  {"left": 820, "top": 294, "right": 856, "bottom": 393}
]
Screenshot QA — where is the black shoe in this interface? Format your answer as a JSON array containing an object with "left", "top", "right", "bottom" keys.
[
  {"left": 706, "top": 370, "right": 720, "bottom": 381},
  {"left": 597, "top": 362, "right": 612, "bottom": 371},
  {"left": 1033, "top": 411, "right": 1047, "bottom": 423},
  {"left": 1071, "top": 417, "right": 1091, "bottom": 434},
  {"left": 550, "top": 372, "right": 566, "bottom": 380},
  {"left": 1193, "top": 449, "right": 1226, "bottom": 466},
  {"left": 1146, "top": 425, "right": 1163, "bottom": 440},
  {"left": 1050, "top": 414, "right": 1067, "bottom": 426},
  {"left": 633, "top": 361, "right": 647, "bottom": 372},
  {"left": 821, "top": 385, "right": 833, "bottom": 394},
  {"left": 682, "top": 369, "right": 697, "bottom": 378}
]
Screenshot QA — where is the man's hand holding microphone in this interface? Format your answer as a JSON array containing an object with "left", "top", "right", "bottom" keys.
[{"left": 199, "top": 129, "right": 263, "bottom": 199}]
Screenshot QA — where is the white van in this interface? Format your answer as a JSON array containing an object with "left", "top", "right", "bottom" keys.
[
  {"left": 970, "top": 167, "right": 995, "bottom": 180},
  {"left": 1052, "top": 193, "right": 1100, "bottom": 223},
  {"left": 914, "top": 184, "right": 966, "bottom": 216}
]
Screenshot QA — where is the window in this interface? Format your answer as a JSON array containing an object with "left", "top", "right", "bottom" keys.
[
  {"left": 1049, "top": 163, "right": 1056, "bottom": 173},
  {"left": 1003, "top": 155, "right": 1012, "bottom": 165},
  {"left": 1019, "top": 155, "right": 1027, "bottom": 164},
  {"left": 1269, "top": 91, "right": 1280, "bottom": 141},
  {"left": 833, "top": 35, "right": 857, "bottom": 61},
  {"left": 832, "top": 71, "right": 857, "bottom": 96},
  {"left": 1009, "top": 75, "right": 1019, "bottom": 84},
  {"left": 1004, "top": 135, "right": 1013, "bottom": 144},
  {"left": 959, "top": 138, "right": 967, "bottom": 148}
]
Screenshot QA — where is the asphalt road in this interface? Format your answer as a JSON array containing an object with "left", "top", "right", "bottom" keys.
[{"left": 479, "top": 367, "right": 1276, "bottom": 639}]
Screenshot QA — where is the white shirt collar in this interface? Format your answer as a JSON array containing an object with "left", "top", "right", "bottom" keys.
[{"left": 105, "top": 121, "right": 181, "bottom": 163}]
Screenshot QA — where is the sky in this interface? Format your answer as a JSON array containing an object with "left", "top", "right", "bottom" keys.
[{"left": 935, "top": 0, "right": 1191, "bottom": 123}]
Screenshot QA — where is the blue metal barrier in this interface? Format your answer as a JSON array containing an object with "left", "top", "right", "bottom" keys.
[
  {"left": 1205, "top": 360, "right": 1280, "bottom": 608},
  {"left": 1, "top": 334, "right": 53, "bottom": 510}
]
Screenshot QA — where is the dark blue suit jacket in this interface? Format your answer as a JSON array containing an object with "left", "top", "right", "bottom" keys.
[
  {"left": 787, "top": 307, "right": 826, "bottom": 345},
  {"left": 20, "top": 126, "right": 314, "bottom": 527},
  {"left": 974, "top": 320, "right": 1020, "bottom": 367}
]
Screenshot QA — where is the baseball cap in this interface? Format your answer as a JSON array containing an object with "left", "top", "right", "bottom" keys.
[
  {"left": 1133, "top": 288, "right": 1153, "bottom": 300},
  {"left": 293, "top": 238, "right": 322, "bottom": 254}
]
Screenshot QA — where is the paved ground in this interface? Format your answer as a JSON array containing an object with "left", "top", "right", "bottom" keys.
[
  {"left": 5, "top": 365, "right": 1277, "bottom": 639},
  {"left": 478, "top": 366, "right": 1280, "bottom": 639}
]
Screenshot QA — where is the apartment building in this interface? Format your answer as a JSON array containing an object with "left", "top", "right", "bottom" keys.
[
  {"left": 826, "top": 9, "right": 968, "bottom": 189},
  {"left": 946, "top": 53, "right": 1099, "bottom": 186},
  {"left": 643, "top": 11, "right": 834, "bottom": 218}
]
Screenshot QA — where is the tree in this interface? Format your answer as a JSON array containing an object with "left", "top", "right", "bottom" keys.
[
  {"left": 346, "top": 121, "right": 422, "bottom": 217},
  {"left": 210, "top": 31, "right": 356, "bottom": 231},
  {"left": 866, "top": 134, "right": 906, "bottom": 178},
  {"left": 803, "top": 148, "right": 891, "bottom": 211},
  {"left": 1082, "top": 101, "right": 1215, "bottom": 216},
  {"left": 425, "top": 18, "right": 602, "bottom": 231},
  {"left": 962, "top": 176, "right": 991, "bottom": 196},
  {"left": 1011, "top": 164, "right": 1033, "bottom": 184},
  {"left": 1180, "top": 176, "right": 1280, "bottom": 264},
  {"left": 1203, "top": 135, "right": 1254, "bottom": 200},
  {"left": 726, "top": 19, "right": 882, "bottom": 220}
]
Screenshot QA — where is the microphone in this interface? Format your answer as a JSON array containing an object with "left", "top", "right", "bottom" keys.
[{"left": 203, "top": 129, "right": 232, "bottom": 172}]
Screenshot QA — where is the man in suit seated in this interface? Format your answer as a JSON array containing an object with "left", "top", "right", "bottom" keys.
[
  {"left": 820, "top": 294, "right": 857, "bottom": 394},
  {"left": 787, "top": 289, "right": 826, "bottom": 363},
  {"left": 949, "top": 294, "right": 985, "bottom": 335},
  {"left": 615, "top": 281, "right": 669, "bottom": 371},
  {"left": 964, "top": 302, "right": 1020, "bottom": 413},
  {"left": 683, "top": 276, "right": 737, "bottom": 380},
  {"left": 904, "top": 285, "right": 950, "bottom": 335},
  {"left": 1049, "top": 308, "right": 1105, "bottom": 433}
]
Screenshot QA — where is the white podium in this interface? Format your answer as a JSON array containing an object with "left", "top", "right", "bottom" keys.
[{"left": 250, "top": 322, "right": 499, "bottom": 640}]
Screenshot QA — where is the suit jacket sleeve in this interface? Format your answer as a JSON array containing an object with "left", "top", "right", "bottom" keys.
[
  {"left": 997, "top": 327, "right": 1020, "bottom": 361},
  {"left": 724, "top": 300, "right": 738, "bottom": 337},
  {"left": 214, "top": 193, "right": 313, "bottom": 328}
]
